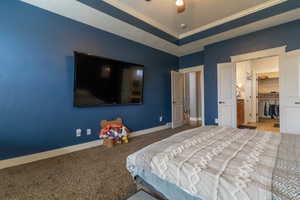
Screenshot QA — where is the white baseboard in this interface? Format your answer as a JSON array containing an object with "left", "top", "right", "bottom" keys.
[
  {"left": 0, "top": 123, "right": 171, "bottom": 170},
  {"left": 129, "top": 123, "right": 171, "bottom": 137},
  {"left": 189, "top": 117, "right": 202, "bottom": 122}
]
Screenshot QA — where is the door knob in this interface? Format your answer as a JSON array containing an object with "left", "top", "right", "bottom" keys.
[
  {"left": 219, "top": 101, "right": 225, "bottom": 104},
  {"left": 295, "top": 102, "right": 300, "bottom": 105}
]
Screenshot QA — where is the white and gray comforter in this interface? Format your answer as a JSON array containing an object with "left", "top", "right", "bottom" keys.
[{"left": 127, "top": 126, "right": 300, "bottom": 200}]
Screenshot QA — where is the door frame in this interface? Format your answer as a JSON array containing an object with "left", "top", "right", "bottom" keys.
[
  {"left": 179, "top": 65, "right": 205, "bottom": 126},
  {"left": 217, "top": 46, "right": 286, "bottom": 128}
]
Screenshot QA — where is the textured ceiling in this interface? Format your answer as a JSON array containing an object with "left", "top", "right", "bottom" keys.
[{"left": 106, "top": 0, "right": 272, "bottom": 35}]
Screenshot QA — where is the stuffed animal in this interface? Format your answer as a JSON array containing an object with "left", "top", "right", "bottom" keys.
[
  {"left": 99, "top": 118, "right": 130, "bottom": 144},
  {"left": 121, "top": 126, "right": 129, "bottom": 143}
]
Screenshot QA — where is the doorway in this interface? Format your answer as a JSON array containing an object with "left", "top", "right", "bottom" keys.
[
  {"left": 217, "top": 46, "right": 300, "bottom": 134},
  {"left": 236, "top": 56, "right": 280, "bottom": 132},
  {"left": 171, "top": 66, "right": 205, "bottom": 128},
  {"left": 184, "top": 71, "right": 202, "bottom": 126}
]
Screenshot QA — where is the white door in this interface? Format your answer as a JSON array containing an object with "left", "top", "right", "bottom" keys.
[
  {"left": 279, "top": 50, "right": 300, "bottom": 134},
  {"left": 171, "top": 71, "right": 185, "bottom": 128},
  {"left": 217, "top": 63, "right": 237, "bottom": 128}
]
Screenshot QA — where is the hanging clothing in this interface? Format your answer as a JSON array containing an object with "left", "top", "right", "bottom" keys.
[
  {"left": 264, "top": 102, "right": 269, "bottom": 117},
  {"left": 259, "top": 99, "right": 279, "bottom": 119},
  {"left": 275, "top": 105, "right": 280, "bottom": 117},
  {"left": 269, "top": 104, "right": 277, "bottom": 119}
]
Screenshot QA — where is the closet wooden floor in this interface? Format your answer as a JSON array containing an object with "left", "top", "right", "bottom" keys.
[{"left": 248, "top": 118, "right": 280, "bottom": 133}]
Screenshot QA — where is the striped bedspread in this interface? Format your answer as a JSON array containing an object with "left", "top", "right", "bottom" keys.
[{"left": 127, "top": 126, "right": 300, "bottom": 200}]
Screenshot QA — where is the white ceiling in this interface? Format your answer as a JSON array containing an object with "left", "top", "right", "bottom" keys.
[{"left": 103, "top": 0, "right": 279, "bottom": 37}]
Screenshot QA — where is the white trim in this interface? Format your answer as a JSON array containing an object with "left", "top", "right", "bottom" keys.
[
  {"left": 0, "top": 140, "right": 103, "bottom": 170},
  {"left": 231, "top": 46, "right": 287, "bottom": 62},
  {"left": 178, "top": 65, "right": 205, "bottom": 126},
  {"left": 189, "top": 117, "right": 202, "bottom": 122},
  {"left": 0, "top": 123, "right": 171, "bottom": 170},
  {"left": 129, "top": 123, "right": 171, "bottom": 137},
  {"left": 179, "top": 7, "right": 300, "bottom": 56},
  {"left": 178, "top": 0, "right": 287, "bottom": 39},
  {"left": 179, "top": 65, "right": 204, "bottom": 73},
  {"left": 102, "top": 0, "right": 286, "bottom": 40},
  {"left": 286, "top": 49, "right": 300, "bottom": 56},
  {"left": 21, "top": 0, "right": 300, "bottom": 57},
  {"left": 218, "top": 47, "right": 296, "bottom": 133},
  {"left": 102, "top": 0, "right": 179, "bottom": 38},
  {"left": 21, "top": 0, "right": 181, "bottom": 56}
]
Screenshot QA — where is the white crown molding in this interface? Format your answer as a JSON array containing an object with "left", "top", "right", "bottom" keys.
[
  {"left": 179, "top": 7, "right": 300, "bottom": 56},
  {"left": 0, "top": 123, "right": 171, "bottom": 170},
  {"left": 231, "top": 46, "right": 286, "bottom": 62},
  {"left": 21, "top": 0, "right": 181, "bottom": 56},
  {"left": 20, "top": 0, "right": 300, "bottom": 57},
  {"left": 101, "top": 0, "right": 287, "bottom": 40},
  {"left": 102, "top": 0, "right": 179, "bottom": 38},
  {"left": 178, "top": 0, "right": 288, "bottom": 39},
  {"left": 286, "top": 49, "right": 300, "bottom": 56},
  {"left": 179, "top": 65, "right": 204, "bottom": 73}
]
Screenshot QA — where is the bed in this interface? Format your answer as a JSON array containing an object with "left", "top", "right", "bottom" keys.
[{"left": 126, "top": 126, "right": 300, "bottom": 200}]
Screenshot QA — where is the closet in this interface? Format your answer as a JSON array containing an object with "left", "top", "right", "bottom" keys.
[
  {"left": 218, "top": 48, "right": 300, "bottom": 134},
  {"left": 257, "top": 73, "right": 280, "bottom": 129},
  {"left": 236, "top": 56, "right": 280, "bottom": 132}
]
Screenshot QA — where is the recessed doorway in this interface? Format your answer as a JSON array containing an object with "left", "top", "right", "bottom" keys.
[
  {"left": 236, "top": 56, "right": 280, "bottom": 132},
  {"left": 171, "top": 66, "right": 205, "bottom": 128}
]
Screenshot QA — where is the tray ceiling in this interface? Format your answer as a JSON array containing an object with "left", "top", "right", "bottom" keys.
[
  {"left": 21, "top": 0, "right": 300, "bottom": 56},
  {"left": 104, "top": 0, "right": 276, "bottom": 36}
]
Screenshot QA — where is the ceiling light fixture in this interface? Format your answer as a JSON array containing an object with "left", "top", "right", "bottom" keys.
[{"left": 176, "top": 0, "right": 184, "bottom": 7}]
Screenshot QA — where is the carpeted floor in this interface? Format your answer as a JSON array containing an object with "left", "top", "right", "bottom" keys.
[{"left": 0, "top": 126, "right": 194, "bottom": 200}]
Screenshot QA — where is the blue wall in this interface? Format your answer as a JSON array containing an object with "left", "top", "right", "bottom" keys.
[
  {"left": 179, "top": 51, "right": 204, "bottom": 68},
  {"left": 2, "top": 1, "right": 300, "bottom": 160},
  {"left": 180, "top": 19, "right": 300, "bottom": 125},
  {"left": 0, "top": 1, "right": 178, "bottom": 160}
]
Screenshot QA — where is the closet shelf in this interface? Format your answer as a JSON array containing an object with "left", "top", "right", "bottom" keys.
[{"left": 257, "top": 93, "right": 279, "bottom": 99}]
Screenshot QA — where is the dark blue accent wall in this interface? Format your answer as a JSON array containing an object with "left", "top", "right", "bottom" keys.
[
  {"left": 180, "top": 19, "right": 300, "bottom": 125},
  {"left": 0, "top": 1, "right": 178, "bottom": 160},
  {"left": 179, "top": 51, "right": 204, "bottom": 68}
]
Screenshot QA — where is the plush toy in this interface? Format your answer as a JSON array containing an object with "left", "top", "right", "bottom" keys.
[
  {"left": 121, "top": 126, "right": 129, "bottom": 143},
  {"left": 99, "top": 118, "right": 130, "bottom": 144},
  {"left": 100, "top": 123, "right": 123, "bottom": 136}
]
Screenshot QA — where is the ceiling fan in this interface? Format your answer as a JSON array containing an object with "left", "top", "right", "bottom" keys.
[{"left": 175, "top": 0, "right": 186, "bottom": 13}]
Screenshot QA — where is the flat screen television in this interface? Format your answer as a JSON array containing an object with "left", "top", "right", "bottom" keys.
[{"left": 74, "top": 52, "right": 144, "bottom": 107}]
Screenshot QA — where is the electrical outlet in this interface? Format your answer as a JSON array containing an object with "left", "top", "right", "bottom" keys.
[
  {"left": 76, "top": 129, "right": 82, "bottom": 137},
  {"left": 86, "top": 129, "right": 92, "bottom": 135},
  {"left": 214, "top": 118, "right": 219, "bottom": 124}
]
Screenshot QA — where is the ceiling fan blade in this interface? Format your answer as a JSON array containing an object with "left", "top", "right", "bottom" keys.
[{"left": 177, "top": 0, "right": 186, "bottom": 13}]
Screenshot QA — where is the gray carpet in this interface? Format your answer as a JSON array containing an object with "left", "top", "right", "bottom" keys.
[{"left": 0, "top": 126, "right": 193, "bottom": 200}]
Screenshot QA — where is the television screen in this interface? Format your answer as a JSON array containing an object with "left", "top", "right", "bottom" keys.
[{"left": 74, "top": 52, "right": 144, "bottom": 107}]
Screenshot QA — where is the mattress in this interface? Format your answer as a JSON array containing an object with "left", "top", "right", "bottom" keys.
[{"left": 127, "top": 126, "right": 300, "bottom": 200}]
